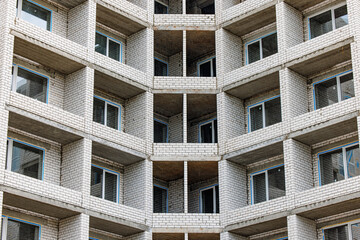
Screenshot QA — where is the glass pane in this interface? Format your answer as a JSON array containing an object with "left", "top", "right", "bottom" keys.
[
  {"left": 104, "top": 172, "right": 117, "bottom": 202},
  {"left": 155, "top": 1, "right": 168, "bottom": 14},
  {"left": 199, "top": 61, "right": 211, "bottom": 77},
  {"left": 106, "top": 104, "right": 119, "bottom": 130},
  {"left": 22, "top": 0, "right": 51, "bottom": 31},
  {"left": 253, "top": 173, "right": 266, "bottom": 204},
  {"left": 212, "top": 58, "right": 216, "bottom": 77},
  {"left": 214, "top": 119, "right": 218, "bottom": 143},
  {"left": 93, "top": 98, "right": 105, "bottom": 125},
  {"left": 90, "top": 166, "right": 103, "bottom": 199},
  {"left": 95, "top": 33, "right": 107, "bottom": 55},
  {"left": 201, "top": 188, "right": 214, "bottom": 213},
  {"left": 7, "top": 219, "right": 39, "bottom": 240},
  {"left": 310, "top": 10, "right": 333, "bottom": 39},
  {"left": 108, "top": 40, "right": 120, "bottom": 62},
  {"left": 265, "top": 97, "right": 281, "bottom": 127},
  {"left": 200, "top": 122, "right": 213, "bottom": 143},
  {"left": 16, "top": 68, "right": 47, "bottom": 103},
  {"left": 153, "top": 186, "right": 167, "bottom": 213},
  {"left": 215, "top": 185, "right": 219, "bottom": 213},
  {"left": 335, "top": 5, "right": 348, "bottom": 29},
  {"left": 262, "top": 33, "right": 278, "bottom": 58},
  {"left": 154, "top": 120, "right": 168, "bottom": 143},
  {"left": 154, "top": 59, "right": 168, "bottom": 76},
  {"left": 315, "top": 77, "right": 338, "bottom": 109},
  {"left": 340, "top": 73, "right": 354, "bottom": 101},
  {"left": 12, "top": 141, "right": 42, "bottom": 180},
  {"left": 248, "top": 41, "right": 260, "bottom": 64},
  {"left": 268, "top": 166, "right": 285, "bottom": 200},
  {"left": 201, "top": 3, "right": 215, "bottom": 14},
  {"left": 351, "top": 223, "right": 360, "bottom": 240},
  {"left": 324, "top": 225, "right": 348, "bottom": 240},
  {"left": 320, "top": 149, "right": 344, "bottom": 185},
  {"left": 346, "top": 145, "right": 360, "bottom": 178},
  {"left": 250, "top": 104, "right": 263, "bottom": 132}
]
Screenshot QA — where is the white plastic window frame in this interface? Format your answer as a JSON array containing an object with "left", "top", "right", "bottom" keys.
[
  {"left": 95, "top": 31, "right": 123, "bottom": 63},
  {"left": 93, "top": 95, "right": 122, "bottom": 131},
  {"left": 197, "top": 56, "right": 216, "bottom": 77},
  {"left": 250, "top": 164, "right": 284, "bottom": 205},
  {"left": 247, "top": 95, "right": 280, "bottom": 133},
  {"left": 1, "top": 215, "right": 41, "bottom": 240},
  {"left": 245, "top": 31, "right": 277, "bottom": 65},
  {"left": 312, "top": 70, "right": 353, "bottom": 110},
  {"left": 307, "top": 3, "right": 348, "bottom": 40},
  {"left": 198, "top": 118, "right": 217, "bottom": 143},
  {"left": 322, "top": 218, "right": 360, "bottom": 240},
  {"left": 91, "top": 164, "right": 120, "bottom": 203},
  {"left": 16, "top": 0, "right": 53, "bottom": 32},
  {"left": 155, "top": 0, "right": 169, "bottom": 14},
  {"left": 199, "top": 184, "right": 218, "bottom": 213},
  {"left": 317, "top": 141, "right": 359, "bottom": 186}
]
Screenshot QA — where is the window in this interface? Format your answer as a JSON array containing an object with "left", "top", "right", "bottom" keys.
[
  {"left": 309, "top": 4, "right": 348, "bottom": 39},
  {"left": 12, "top": 65, "right": 48, "bottom": 103},
  {"left": 90, "top": 165, "right": 119, "bottom": 203},
  {"left": 248, "top": 96, "right": 281, "bottom": 132},
  {"left": 199, "top": 119, "right": 217, "bottom": 143},
  {"left": 251, "top": 165, "right": 285, "bottom": 204},
  {"left": 198, "top": 57, "right": 216, "bottom": 77},
  {"left": 200, "top": 2, "right": 215, "bottom": 14},
  {"left": 246, "top": 32, "right": 278, "bottom": 64},
  {"left": 1, "top": 216, "right": 40, "bottom": 240},
  {"left": 155, "top": 1, "right": 168, "bottom": 14},
  {"left": 323, "top": 221, "right": 360, "bottom": 240},
  {"left": 93, "top": 96, "right": 121, "bottom": 130},
  {"left": 154, "top": 58, "right": 168, "bottom": 76},
  {"left": 6, "top": 138, "right": 44, "bottom": 180},
  {"left": 200, "top": 185, "right": 219, "bottom": 213},
  {"left": 154, "top": 119, "right": 168, "bottom": 143},
  {"left": 153, "top": 185, "right": 168, "bottom": 213},
  {"left": 95, "top": 32, "right": 123, "bottom": 62},
  {"left": 319, "top": 142, "right": 360, "bottom": 186},
  {"left": 16, "top": 0, "right": 52, "bottom": 31},
  {"left": 314, "top": 71, "right": 354, "bottom": 110}
]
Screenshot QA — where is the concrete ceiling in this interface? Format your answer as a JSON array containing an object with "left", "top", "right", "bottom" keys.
[
  {"left": 51, "top": 0, "right": 86, "bottom": 8},
  {"left": 154, "top": 94, "right": 183, "bottom": 117},
  {"left": 14, "top": 37, "right": 85, "bottom": 75},
  {"left": 226, "top": 71, "right": 279, "bottom": 99},
  {"left": 223, "top": 6, "right": 276, "bottom": 37},
  {"left": 230, "top": 217, "right": 287, "bottom": 236},
  {"left": 284, "top": 0, "right": 326, "bottom": 11},
  {"left": 187, "top": 94, "right": 216, "bottom": 121},
  {"left": 288, "top": 44, "right": 352, "bottom": 77},
  {"left": 153, "top": 233, "right": 185, "bottom": 240},
  {"left": 155, "top": 31, "right": 183, "bottom": 57},
  {"left": 94, "top": 70, "right": 146, "bottom": 100},
  {"left": 186, "top": 31, "right": 215, "bottom": 62},
  {"left": 188, "top": 233, "right": 220, "bottom": 240},
  {"left": 188, "top": 161, "right": 218, "bottom": 184},
  {"left": 97, "top": 4, "right": 146, "bottom": 36},
  {"left": 90, "top": 216, "right": 144, "bottom": 237},
  {"left": 153, "top": 161, "right": 184, "bottom": 182}
]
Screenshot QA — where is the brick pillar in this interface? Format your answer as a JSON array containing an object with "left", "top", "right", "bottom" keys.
[
  {"left": 184, "top": 161, "right": 188, "bottom": 213},
  {"left": 59, "top": 213, "right": 89, "bottom": 240},
  {"left": 183, "top": 94, "right": 187, "bottom": 143},
  {"left": 220, "top": 232, "right": 247, "bottom": 240},
  {"left": 0, "top": 191, "right": 4, "bottom": 236},
  {"left": 183, "top": 31, "right": 187, "bottom": 76},
  {"left": 287, "top": 215, "right": 317, "bottom": 240}
]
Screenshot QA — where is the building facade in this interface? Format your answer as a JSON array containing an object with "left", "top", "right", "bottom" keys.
[{"left": 0, "top": 0, "right": 360, "bottom": 239}]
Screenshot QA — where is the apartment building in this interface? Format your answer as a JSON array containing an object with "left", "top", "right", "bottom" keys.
[{"left": 0, "top": 0, "right": 359, "bottom": 239}]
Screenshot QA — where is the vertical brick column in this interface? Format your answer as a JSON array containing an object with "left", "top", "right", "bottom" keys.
[
  {"left": 184, "top": 161, "right": 188, "bottom": 213},
  {"left": 220, "top": 232, "right": 247, "bottom": 240},
  {"left": 183, "top": 31, "right": 187, "bottom": 76},
  {"left": 183, "top": 94, "right": 187, "bottom": 143},
  {"left": 287, "top": 215, "right": 317, "bottom": 240},
  {"left": 0, "top": 191, "right": 4, "bottom": 235},
  {"left": 145, "top": 159, "right": 153, "bottom": 223},
  {"left": 145, "top": 92, "right": 154, "bottom": 154},
  {"left": 185, "top": 233, "right": 188, "bottom": 240},
  {"left": 59, "top": 214, "right": 89, "bottom": 240}
]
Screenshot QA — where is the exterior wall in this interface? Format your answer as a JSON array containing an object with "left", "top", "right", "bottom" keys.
[
  {"left": 59, "top": 214, "right": 89, "bottom": 240},
  {"left": 125, "top": 92, "right": 147, "bottom": 139},
  {"left": 124, "top": 160, "right": 146, "bottom": 210},
  {"left": 169, "top": 52, "right": 183, "bottom": 76},
  {"left": 128, "top": 28, "right": 149, "bottom": 72},
  {"left": 168, "top": 178, "right": 184, "bottom": 213},
  {"left": 169, "top": 0, "right": 182, "bottom": 14},
  {"left": 169, "top": 113, "right": 183, "bottom": 143}
]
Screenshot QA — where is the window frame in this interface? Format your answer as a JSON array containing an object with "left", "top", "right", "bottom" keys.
[
  {"left": 16, "top": 0, "right": 53, "bottom": 32},
  {"left": 154, "top": 0, "right": 169, "bottom": 14},
  {"left": 1, "top": 215, "right": 41, "bottom": 240},
  {"left": 250, "top": 164, "right": 285, "bottom": 205},
  {"left": 313, "top": 69, "right": 353, "bottom": 110},
  {"left": 307, "top": 3, "right": 348, "bottom": 40},
  {"left": 93, "top": 95, "right": 122, "bottom": 131},
  {"left": 95, "top": 31, "right": 123, "bottom": 63},
  {"left": 91, "top": 164, "right": 120, "bottom": 203},
  {"left": 153, "top": 184, "right": 169, "bottom": 213},
  {"left": 198, "top": 118, "right": 217, "bottom": 143},
  {"left": 6, "top": 137, "right": 45, "bottom": 181},
  {"left": 197, "top": 56, "right": 216, "bottom": 77},
  {"left": 245, "top": 31, "right": 277, "bottom": 65},
  {"left": 12, "top": 64, "right": 49, "bottom": 104},
  {"left": 154, "top": 57, "right": 169, "bottom": 76},
  {"left": 247, "top": 95, "right": 281, "bottom": 133},
  {"left": 317, "top": 141, "right": 359, "bottom": 186},
  {"left": 154, "top": 118, "right": 169, "bottom": 143},
  {"left": 199, "top": 184, "right": 219, "bottom": 213},
  {"left": 322, "top": 218, "right": 360, "bottom": 240}
]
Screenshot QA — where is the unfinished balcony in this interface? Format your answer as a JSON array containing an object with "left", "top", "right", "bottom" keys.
[
  {"left": 155, "top": 0, "right": 182, "bottom": 14},
  {"left": 186, "top": 0, "right": 214, "bottom": 14}
]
